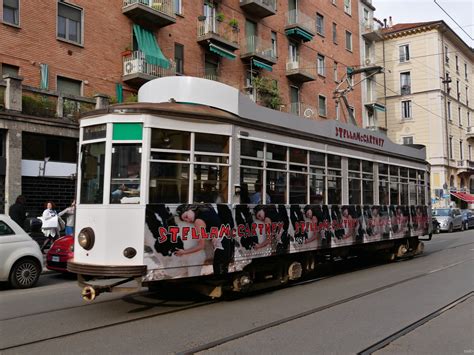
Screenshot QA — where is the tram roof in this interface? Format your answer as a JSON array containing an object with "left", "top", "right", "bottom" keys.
[{"left": 85, "top": 77, "right": 427, "bottom": 163}]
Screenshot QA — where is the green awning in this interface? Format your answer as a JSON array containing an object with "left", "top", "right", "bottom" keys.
[
  {"left": 40, "top": 63, "right": 48, "bottom": 90},
  {"left": 116, "top": 83, "right": 123, "bottom": 103},
  {"left": 285, "top": 28, "right": 314, "bottom": 42},
  {"left": 252, "top": 58, "right": 273, "bottom": 72},
  {"left": 209, "top": 43, "right": 236, "bottom": 60},
  {"left": 133, "top": 24, "right": 170, "bottom": 68}
]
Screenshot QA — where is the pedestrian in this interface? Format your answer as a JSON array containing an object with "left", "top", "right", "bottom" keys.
[
  {"left": 40, "top": 201, "right": 59, "bottom": 252},
  {"left": 58, "top": 200, "right": 75, "bottom": 235},
  {"left": 9, "top": 195, "right": 27, "bottom": 230}
]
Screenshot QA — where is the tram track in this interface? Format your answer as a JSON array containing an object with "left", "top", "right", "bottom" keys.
[
  {"left": 176, "top": 257, "right": 474, "bottom": 355},
  {"left": 2, "top": 239, "right": 472, "bottom": 351}
]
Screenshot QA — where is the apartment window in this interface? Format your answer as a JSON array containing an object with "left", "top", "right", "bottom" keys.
[
  {"left": 344, "top": 0, "right": 351, "bottom": 15},
  {"left": 402, "top": 136, "right": 413, "bottom": 145},
  {"left": 57, "top": 2, "right": 83, "bottom": 44},
  {"left": 345, "top": 31, "right": 352, "bottom": 51},
  {"left": 333, "top": 61, "right": 338, "bottom": 82},
  {"left": 332, "top": 22, "right": 337, "bottom": 43},
  {"left": 469, "top": 144, "right": 472, "bottom": 161},
  {"left": 466, "top": 86, "right": 469, "bottom": 105},
  {"left": 444, "top": 46, "right": 449, "bottom": 63},
  {"left": 458, "top": 106, "right": 462, "bottom": 126},
  {"left": 468, "top": 111, "right": 471, "bottom": 126},
  {"left": 455, "top": 55, "right": 459, "bottom": 72},
  {"left": 465, "top": 63, "right": 468, "bottom": 80},
  {"left": 401, "top": 100, "right": 412, "bottom": 119},
  {"left": 174, "top": 0, "right": 182, "bottom": 15},
  {"left": 57, "top": 76, "right": 82, "bottom": 96},
  {"left": 400, "top": 72, "right": 411, "bottom": 95},
  {"left": 399, "top": 44, "right": 410, "bottom": 62},
  {"left": 174, "top": 43, "right": 184, "bottom": 75},
  {"left": 335, "top": 102, "right": 340, "bottom": 120},
  {"left": 456, "top": 80, "right": 460, "bottom": 100},
  {"left": 316, "top": 13, "right": 325, "bottom": 36},
  {"left": 447, "top": 101, "right": 451, "bottom": 121},
  {"left": 348, "top": 106, "right": 355, "bottom": 121},
  {"left": 318, "top": 95, "right": 327, "bottom": 117},
  {"left": 460, "top": 140, "right": 464, "bottom": 160},
  {"left": 1, "top": 63, "right": 19, "bottom": 76},
  {"left": 290, "top": 86, "right": 300, "bottom": 115},
  {"left": 317, "top": 54, "right": 325, "bottom": 76},
  {"left": 449, "top": 136, "right": 453, "bottom": 159},
  {"left": 364, "top": 41, "right": 371, "bottom": 62},
  {"left": 3, "top": 0, "right": 19, "bottom": 25},
  {"left": 363, "top": 8, "right": 369, "bottom": 27},
  {"left": 271, "top": 31, "right": 277, "bottom": 57}
]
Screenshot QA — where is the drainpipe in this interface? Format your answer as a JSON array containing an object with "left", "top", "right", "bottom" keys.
[{"left": 382, "top": 38, "right": 388, "bottom": 129}]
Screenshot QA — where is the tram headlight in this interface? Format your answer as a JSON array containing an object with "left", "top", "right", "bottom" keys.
[{"left": 78, "top": 227, "right": 95, "bottom": 250}]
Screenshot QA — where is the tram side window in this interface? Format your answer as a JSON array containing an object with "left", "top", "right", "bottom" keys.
[
  {"left": 379, "top": 163, "right": 389, "bottom": 205},
  {"left": 266, "top": 143, "right": 287, "bottom": 204},
  {"left": 80, "top": 142, "right": 105, "bottom": 204},
  {"left": 310, "top": 152, "right": 325, "bottom": 204},
  {"left": 399, "top": 167, "right": 409, "bottom": 205},
  {"left": 348, "top": 158, "right": 361, "bottom": 205},
  {"left": 150, "top": 129, "right": 191, "bottom": 204},
  {"left": 390, "top": 165, "right": 400, "bottom": 205},
  {"left": 362, "top": 160, "right": 374, "bottom": 205},
  {"left": 417, "top": 170, "right": 426, "bottom": 205},
  {"left": 240, "top": 139, "right": 264, "bottom": 204},
  {"left": 110, "top": 144, "right": 141, "bottom": 204},
  {"left": 408, "top": 169, "right": 417, "bottom": 205},
  {"left": 289, "top": 148, "right": 307, "bottom": 204},
  {"left": 327, "top": 154, "right": 341, "bottom": 205}
]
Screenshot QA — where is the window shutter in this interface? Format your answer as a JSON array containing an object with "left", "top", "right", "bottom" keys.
[
  {"left": 4, "top": 0, "right": 18, "bottom": 8},
  {"left": 399, "top": 46, "right": 405, "bottom": 62}
]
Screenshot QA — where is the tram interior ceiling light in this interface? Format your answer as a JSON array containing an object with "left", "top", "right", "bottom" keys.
[{"left": 78, "top": 227, "right": 95, "bottom": 250}]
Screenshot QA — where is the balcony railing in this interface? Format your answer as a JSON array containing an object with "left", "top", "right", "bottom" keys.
[
  {"left": 285, "top": 10, "right": 315, "bottom": 37},
  {"left": 122, "top": 0, "right": 176, "bottom": 27},
  {"left": 123, "top": 51, "right": 176, "bottom": 85},
  {"left": 241, "top": 35, "right": 276, "bottom": 64},
  {"left": 457, "top": 160, "right": 474, "bottom": 169},
  {"left": 286, "top": 58, "right": 316, "bottom": 83},
  {"left": 401, "top": 85, "right": 411, "bottom": 95},
  {"left": 197, "top": 18, "right": 239, "bottom": 48},
  {"left": 467, "top": 126, "right": 474, "bottom": 138}
]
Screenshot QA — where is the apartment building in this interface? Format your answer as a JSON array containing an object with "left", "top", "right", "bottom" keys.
[
  {"left": 370, "top": 21, "right": 474, "bottom": 207},
  {"left": 0, "top": 0, "right": 363, "bottom": 214}
]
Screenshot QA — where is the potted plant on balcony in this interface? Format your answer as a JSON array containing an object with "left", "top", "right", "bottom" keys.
[
  {"left": 216, "top": 12, "right": 225, "bottom": 22},
  {"left": 121, "top": 45, "right": 132, "bottom": 57},
  {"left": 229, "top": 18, "right": 239, "bottom": 31}
]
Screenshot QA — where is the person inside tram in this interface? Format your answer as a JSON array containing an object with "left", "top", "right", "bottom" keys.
[
  {"left": 250, "top": 181, "right": 271, "bottom": 205},
  {"left": 194, "top": 180, "right": 223, "bottom": 204},
  {"left": 111, "top": 163, "right": 140, "bottom": 203}
]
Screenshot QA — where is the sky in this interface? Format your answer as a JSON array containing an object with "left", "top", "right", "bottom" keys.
[{"left": 374, "top": 0, "right": 474, "bottom": 47}]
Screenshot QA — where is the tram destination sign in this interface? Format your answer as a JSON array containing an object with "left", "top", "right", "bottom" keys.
[{"left": 335, "top": 126, "right": 385, "bottom": 148}]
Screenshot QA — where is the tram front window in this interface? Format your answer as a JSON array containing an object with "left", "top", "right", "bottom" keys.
[
  {"left": 80, "top": 142, "right": 105, "bottom": 204},
  {"left": 110, "top": 144, "right": 141, "bottom": 204}
]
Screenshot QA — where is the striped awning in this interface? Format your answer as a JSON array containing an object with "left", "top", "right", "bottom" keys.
[
  {"left": 450, "top": 191, "right": 474, "bottom": 203},
  {"left": 285, "top": 28, "right": 314, "bottom": 42},
  {"left": 209, "top": 43, "right": 236, "bottom": 60},
  {"left": 252, "top": 58, "right": 273, "bottom": 72}
]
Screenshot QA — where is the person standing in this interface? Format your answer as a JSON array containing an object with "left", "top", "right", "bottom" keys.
[
  {"left": 9, "top": 195, "right": 27, "bottom": 230},
  {"left": 40, "top": 201, "right": 59, "bottom": 252},
  {"left": 58, "top": 200, "right": 75, "bottom": 235}
]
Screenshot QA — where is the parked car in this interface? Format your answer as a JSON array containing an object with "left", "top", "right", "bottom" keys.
[
  {"left": 46, "top": 235, "right": 74, "bottom": 273},
  {"left": 0, "top": 215, "right": 44, "bottom": 289},
  {"left": 432, "top": 208, "right": 463, "bottom": 232},
  {"left": 461, "top": 210, "right": 474, "bottom": 230}
]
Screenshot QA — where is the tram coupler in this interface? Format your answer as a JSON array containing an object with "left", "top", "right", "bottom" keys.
[{"left": 78, "top": 275, "right": 141, "bottom": 302}]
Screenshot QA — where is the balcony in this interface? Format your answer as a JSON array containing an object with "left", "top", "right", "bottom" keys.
[
  {"left": 240, "top": 36, "right": 277, "bottom": 69},
  {"left": 401, "top": 85, "right": 411, "bottom": 95},
  {"left": 286, "top": 58, "right": 316, "bottom": 83},
  {"left": 467, "top": 126, "right": 474, "bottom": 139},
  {"left": 197, "top": 18, "right": 240, "bottom": 52},
  {"left": 456, "top": 159, "right": 474, "bottom": 172},
  {"left": 239, "top": 0, "right": 277, "bottom": 19},
  {"left": 122, "top": 0, "right": 176, "bottom": 28},
  {"left": 122, "top": 51, "right": 176, "bottom": 87},
  {"left": 361, "top": 21, "right": 383, "bottom": 42},
  {"left": 285, "top": 10, "right": 315, "bottom": 42}
]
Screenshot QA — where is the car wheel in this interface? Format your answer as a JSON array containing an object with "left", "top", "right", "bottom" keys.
[
  {"left": 9, "top": 258, "right": 41, "bottom": 289},
  {"left": 448, "top": 223, "right": 453, "bottom": 233}
]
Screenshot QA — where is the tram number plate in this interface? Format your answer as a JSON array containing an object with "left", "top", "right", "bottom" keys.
[{"left": 52, "top": 256, "right": 60, "bottom": 262}]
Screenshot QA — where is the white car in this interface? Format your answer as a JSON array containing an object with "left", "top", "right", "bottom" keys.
[{"left": 0, "top": 215, "right": 44, "bottom": 288}]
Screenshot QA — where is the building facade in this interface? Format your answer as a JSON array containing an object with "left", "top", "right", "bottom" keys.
[
  {"left": 1, "top": 0, "right": 364, "bottom": 215},
  {"left": 371, "top": 21, "right": 474, "bottom": 207}
]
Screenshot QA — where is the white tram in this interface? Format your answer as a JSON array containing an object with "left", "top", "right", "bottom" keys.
[{"left": 68, "top": 77, "right": 431, "bottom": 300}]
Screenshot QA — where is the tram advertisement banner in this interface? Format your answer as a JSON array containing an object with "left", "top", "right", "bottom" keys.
[{"left": 143, "top": 204, "right": 430, "bottom": 281}]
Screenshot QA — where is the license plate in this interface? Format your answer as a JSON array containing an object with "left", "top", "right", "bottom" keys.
[{"left": 52, "top": 256, "right": 60, "bottom": 262}]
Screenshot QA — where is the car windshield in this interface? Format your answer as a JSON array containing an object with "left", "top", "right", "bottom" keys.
[{"left": 433, "top": 209, "right": 450, "bottom": 216}]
